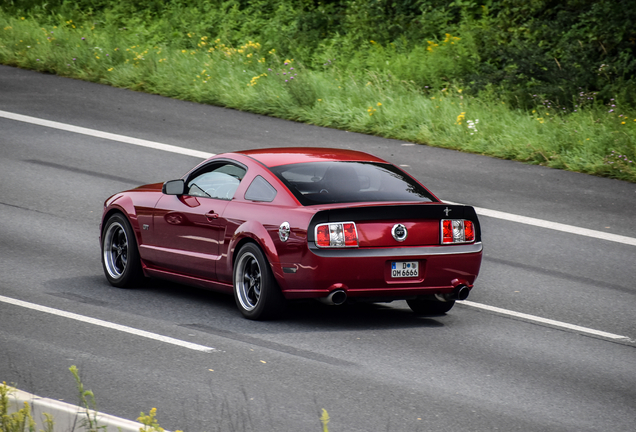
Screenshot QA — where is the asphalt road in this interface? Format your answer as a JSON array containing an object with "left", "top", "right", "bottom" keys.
[{"left": 1, "top": 65, "right": 635, "bottom": 432}]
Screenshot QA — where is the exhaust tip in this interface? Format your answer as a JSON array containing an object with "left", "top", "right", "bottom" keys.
[
  {"left": 326, "top": 289, "right": 347, "bottom": 305},
  {"left": 454, "top": 285, "right": 470, "bottom": 301}
]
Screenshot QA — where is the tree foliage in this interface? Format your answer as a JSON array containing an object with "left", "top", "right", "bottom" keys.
[{"left": 4, "top": 0, "right": 635, "bottom": 108}]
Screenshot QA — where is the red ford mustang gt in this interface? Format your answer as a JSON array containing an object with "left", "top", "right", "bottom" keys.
[{"left": 100, "top": 147, "right": 482, "bottom": 319}]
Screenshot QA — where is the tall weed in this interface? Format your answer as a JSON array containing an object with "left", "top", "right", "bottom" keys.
[{"left": 0, "top": 8, "right": 634, "bottom": 182}]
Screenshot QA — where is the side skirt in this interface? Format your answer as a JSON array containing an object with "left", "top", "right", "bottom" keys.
[{"left": 144, "top": 267, "right": 234, "bottom": 294}]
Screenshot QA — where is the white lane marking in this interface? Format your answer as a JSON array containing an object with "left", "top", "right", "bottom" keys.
[
  {"left": 445, "top": 200, "right": 636, "bottom": 247},
  {"left": 0, "top": 295, "right": 214, "bottom": 352},
  {"left": 0, "top": 109, "right": 214, "bottom": 159},
  {"left": 461, "top": 300, "right": 632, "bottom": 342},
  {"left": 2, "top": 110, "right": 635, "bottom": 247}
]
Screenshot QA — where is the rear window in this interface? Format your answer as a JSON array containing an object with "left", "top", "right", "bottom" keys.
[{"left": 270, "top": 161, "right": 436, "bottom": 206}]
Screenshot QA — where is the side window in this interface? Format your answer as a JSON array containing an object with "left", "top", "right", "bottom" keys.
[
  {"left": 244, "top": 176, "right": 277, "bottom": 202},
  {"left": 187, "top": 163, "right": 247, "bottom": 200}
]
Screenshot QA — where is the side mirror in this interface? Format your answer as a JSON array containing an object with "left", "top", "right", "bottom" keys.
[{"left": 162, "top": 179, "right": 185, "bottom": 195}]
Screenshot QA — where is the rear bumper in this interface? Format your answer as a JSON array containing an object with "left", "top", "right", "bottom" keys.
[
  {"left": 308, "top": 242, "right": 482, "bottom": 258},
  {"left": 276, "top": 242, "right": 483, "bottom": 299}
]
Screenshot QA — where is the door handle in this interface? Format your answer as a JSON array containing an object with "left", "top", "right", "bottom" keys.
[{"left": 205, "top": 211, "right": 219, "bottom": 221}]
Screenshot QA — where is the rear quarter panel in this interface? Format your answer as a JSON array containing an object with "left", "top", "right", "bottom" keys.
[{"left": 213, "top": 158, "right": 316, "bottom": 286}]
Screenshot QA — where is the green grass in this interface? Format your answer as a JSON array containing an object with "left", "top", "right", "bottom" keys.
[
  {"left": 1, "top": 379, "right": 172, "bottom": 432},
  {"left": 1, "top": 12, "right": 635, "bottom": 182}
]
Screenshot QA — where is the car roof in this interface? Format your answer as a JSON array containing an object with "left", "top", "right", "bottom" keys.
[{"left": 236, "top": 147, "right": 387, "bottom": 167}]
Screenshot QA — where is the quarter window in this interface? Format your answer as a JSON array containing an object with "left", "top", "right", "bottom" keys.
[{"left": 245, "top": 176, "right": 277, "bottom": 202}]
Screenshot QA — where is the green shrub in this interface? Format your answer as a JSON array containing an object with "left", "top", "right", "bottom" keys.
[{"left": 1, "top": 2, "right": 634, "bottom": 182}]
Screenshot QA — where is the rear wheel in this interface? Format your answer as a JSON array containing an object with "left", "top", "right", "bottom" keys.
[
  {"left": 233, "top": 243, "right": 286, "bottom": 320},
  {"left": 407, "top": 297, "right": 455, "bottom": 316},
  {"left": 101, "top": 213, "right": 143, "bottom": 288}
]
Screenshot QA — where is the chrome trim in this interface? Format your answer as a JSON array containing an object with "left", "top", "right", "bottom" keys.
[
  {"left": 440, "top": 219, "right": 475, "bottom": 244},
  {"left": 279, "top": 221, "right": 290, "bottom": 242},
  {"left": 309, "top": 242, "right": 482, "bottom": 258},
  {"left": 314, "top": 221, "right": 358, "bottom": 248},
  {"left": 391, "top": 223, "right": 408, "bottom": 242}
]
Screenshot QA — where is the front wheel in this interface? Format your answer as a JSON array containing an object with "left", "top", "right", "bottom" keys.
[
  {"left": 101, "top": 213, "right": 143, "bottom": 288},
  {"left": 407, "top": 297, "right": 455, "bottom": 316},
  {"left": 233, "top": 243, "right": 286, "bottom": 320}
]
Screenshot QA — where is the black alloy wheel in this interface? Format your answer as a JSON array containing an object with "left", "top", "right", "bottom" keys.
[
  {"left": 101, "top": 213, "right": 143, "bottom": 288},
  {"left": 233, "top": 242, "right": 286, "bottom": 320}
]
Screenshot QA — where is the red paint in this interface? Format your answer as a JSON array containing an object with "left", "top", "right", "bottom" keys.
[{"left": 102, "top": 148, "right": 482, "bottom": 302}]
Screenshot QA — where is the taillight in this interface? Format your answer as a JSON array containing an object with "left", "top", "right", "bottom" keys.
[
  {"left": 441, "top": 219, "right": 475, "bottom": 244},
  {"left": 464, "top": 220, "right": 475, "bottom": 242},
  {"left": 315, "top": 222, "right": 359, "bottom": 248}
]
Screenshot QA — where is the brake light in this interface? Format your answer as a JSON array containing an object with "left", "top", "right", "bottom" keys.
[
  {"left": 464, "top": 220, "right": 475, "bottom": 242},
  {"left": 441, "top": 219, "right": 475, "bottom": 244},
  {"left": 315, "top": 222, "right": 359, "bottom": 248},
  {"left": 316, "top": 225, "right": 330, "bottom": 246}
]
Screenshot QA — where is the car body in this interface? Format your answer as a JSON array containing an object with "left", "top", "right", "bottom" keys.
[{"left": 100, "top": 147, "right": 482, "bottom": 319}]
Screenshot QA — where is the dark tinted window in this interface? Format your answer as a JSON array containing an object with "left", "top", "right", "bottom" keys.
[
  {"left": 244, "top": 176, "right": 277, "bottom": 202},
  {"left": 270, "top": 162, "right": 436, "bottom": 206}
]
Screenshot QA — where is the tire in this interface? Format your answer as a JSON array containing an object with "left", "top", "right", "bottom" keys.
[
  {"left": 101, "top": 213, "right": 143, "bottom": 288},
  {"left": 407, "top": 297, "right": 455, "bottom": 316},
  {"left": 233, "top": 243, "right": 286, "bottom": 320}
]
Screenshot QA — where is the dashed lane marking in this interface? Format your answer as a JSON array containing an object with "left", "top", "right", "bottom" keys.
[
  {"left": 2, "top": 109, "right": 635, "bottom": 247},
  {"left": 460, "top": 300, "right": 632, "bottom": 342},
  {"left": 0, "top": 109, "right": 214, "bottom": 159},
  {"left": 442, "top": 202, "right": 636, "bottom": 247},
  {"left": 0, "top": 295, "right": 215, "bottom": 352}
]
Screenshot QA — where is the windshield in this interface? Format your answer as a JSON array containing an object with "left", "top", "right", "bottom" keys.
[{"left": 270, "top": 161, "right": 437, "bottom": 206}]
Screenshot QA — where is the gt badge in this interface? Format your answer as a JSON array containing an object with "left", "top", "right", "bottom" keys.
[{"left": 392, "top": 224, "right": 408, "bottom": 242}]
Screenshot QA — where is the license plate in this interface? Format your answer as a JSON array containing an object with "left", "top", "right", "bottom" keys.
[{"left": 391, "top": 261, "right": 419, "bottom": 278}]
